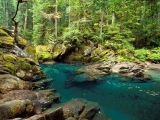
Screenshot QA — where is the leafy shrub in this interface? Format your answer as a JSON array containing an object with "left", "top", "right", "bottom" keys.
[
  {"left": 147, "top": 47, "right": 160, "bottom": 63},
  {"left": 104, "top": 24, "right": 135, "bottom": 51},
  {"left": 20, "top": 29, "right": 33, "bottom": 43},
  {"left": 134, "top": 49, "right": 149, "bottom": 62},
  {"left": 63, "top": 29, "right": 83, "bottom": 46}
]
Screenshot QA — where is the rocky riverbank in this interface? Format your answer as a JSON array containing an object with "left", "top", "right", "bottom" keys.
[
  {"left": 36, "top": 43, "right": 160, "bottom": 83},
  {"left": 0, "top": 27, "right": 111, "bottom": 120}
]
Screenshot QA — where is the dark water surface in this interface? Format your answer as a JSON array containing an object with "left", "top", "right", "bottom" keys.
[{"left": 40, "top": 63, "right": 160, "bottom": 120}]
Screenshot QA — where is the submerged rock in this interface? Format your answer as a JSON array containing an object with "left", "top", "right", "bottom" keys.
[{"left": 93, "top": 113, "right": 112, "bottom": 120}]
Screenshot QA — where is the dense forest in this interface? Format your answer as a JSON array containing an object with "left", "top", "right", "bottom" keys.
[{"left": 0, "top": 0, "right": 160, "bottom": 62}]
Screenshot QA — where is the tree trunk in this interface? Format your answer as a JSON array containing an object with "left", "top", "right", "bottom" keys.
[
  {"left": 68, "top": 0, "right": 71, "bottom": 30},
  {"left": 158, "top": 2, "right": 160, "bottom": 25},
  {"left": 12, "top": 0, "right": 27, "bottom": 44},
  {"left": 100, "top": 8, "right": 104, "bottom": 38},
  {"left": 112, "top": 12, "right": 115, "bottom": 25},
  {"left": 55, "top": 0, "right": 58, "bottom": 38},
  {"left": 141, "top": 1, "right": 145, "bottom": 20},
  {"left": 12, "top": 1, "right": 20, "bottom": 44},
  {"left": 106, "top": 12, "right": 109, "bottom": 25},
  {"left": 158, "top": 12, "right": 160, "bottom": 25},
  {"left": 14, "top": 22, "right": 19, "bottom": 43},
  {"left": 5, "top": 0, "right": 9, "bottom": 28},
  {"left": 24, "top": 2, "right": 28, "bottom": 30}
]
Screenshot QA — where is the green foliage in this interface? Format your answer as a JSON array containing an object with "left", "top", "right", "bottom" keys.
[
  {"left": 20, "top": 29, "right": 33, "bottom": 42},
  {"left": 37, "top": 52, "right": 53, "bottom": 61},
  {"left": 147, "top": 47, "right": 160, "bottom": 63},
  {"left": 104, "top": 24, "right": 135, "bottom": 51},
  {"left": 134, "top": 47, "right": 160, "bottom": 63},
  {"left": 134, "top": 49, "right": 149, "bottom": 62},
  {"left": 133, "top": 22, "right": 160, "bottom": 48},
  {"left": 0, "top": 0, "right": 159, "bottom": 64},
  {"left": 62, "top": 29, "right": 83, "bottom": 46}
]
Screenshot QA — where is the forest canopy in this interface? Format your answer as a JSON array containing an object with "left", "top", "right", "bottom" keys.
[{"left": 0, "top": 0, "right": 160, "bottom": 54}]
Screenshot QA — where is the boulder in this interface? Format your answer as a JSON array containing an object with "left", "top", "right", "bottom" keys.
[
  {"left": 1, "top": 89, "right": 61, "bottom": 114},
  {"left": 60, "top": 98, "right": 100, "bottom": 120},
  {"left": 0, "top": 99, "right": 34, "bottom": 119},
  {"left": 32, "top": 78, "right": 53, "bottom": 90},
  {"left": 78, "top": 101, "right": 99, "bottom": 120},
  {"left": 111, "top": 62, "right": 151, "bottom": 81},
  {"left": 147, "top": 63, "right": 160, "bottom": 70},
  {"left": 26, "top": 107, "right": 64, "bottom": 120},
  {"left": 0, "top": 74, "right": 32, "bottom": 93}
]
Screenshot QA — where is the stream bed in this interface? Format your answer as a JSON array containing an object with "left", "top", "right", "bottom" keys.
[{"left": 40, "top": 63, "right": 160, "bottom": 120}]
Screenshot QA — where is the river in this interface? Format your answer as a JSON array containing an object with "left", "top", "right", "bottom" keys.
[{"left": 40, "top": 63, "right": 160, "bottom": 120}]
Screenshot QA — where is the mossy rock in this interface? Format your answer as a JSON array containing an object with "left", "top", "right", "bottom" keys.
[
  {"left": 3, "top": 54, "right": 17, "bottom": 63},
  {"left": 0, "top": 29, "right": 9, "bottom": 36},
  {"left": 91, "top": 56, "right": 101, "bottom": 62},
  {"left": 20, "top": 61, "right": 32, "bottom": 71},
  {"left": 52, "top": 52, "right": 61, "bottom": 59},
  {"left": 25, "top": 58, "right": 36, "bottom": 65},
  {"left": 4, "top": 62, "right": 16, "bottom": 75},
  {"left": 25, "top": 45, "right": 37, "bottom": 61},
  {"left": 117, "top": 55, "right": 134, "bottom": 62},
  {"left": 73, "top": 54, "right": 83, "bottom": 61},
  {"left": 0, "top": 53, "right": 3, "bottom": 61},
  {"left": 67, "top": 53, "right": 84, "bottom": 61},
  {"left": 17, "top": 37, "right": 27, "bottom": 49},
  {"left": 36, "top": 45, "right": 48, "bottom": 52},
  {"left": 0, "top": 36, "right": 14, "bottom": 47},
  {"left": 37, "top": 52, "right": 53, "bottom": 61},
  {"left": 100, "top": 49, "right": 110, "bottom": 57}
]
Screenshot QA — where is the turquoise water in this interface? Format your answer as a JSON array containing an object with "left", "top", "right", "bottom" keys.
[{"left": 40, "top": 63, "right": 160, "bottom": 120}]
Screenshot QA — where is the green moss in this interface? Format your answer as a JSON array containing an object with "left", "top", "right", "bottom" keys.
[
  {"left": 36, "top": 45, "right": 48, "bottom": 53},
  {"left": 74, "top": 55, "right": 83, "bottom": 61},
  {"left": 52, "top": 52, "right": 61, "bottom": 59},
  {"left": 5, "top": 62, "right": 15, "bottom": 75},
  {"left": 20, "top": 61, "right": 32, "bottom": 71},
  {"left": 37, "top": 52, "right": 53, "bottom": 61},
  {"left": 25, "top": 45, "right": 37, "bottom": 60},
  {"left": 68, "top": 53, "right": 83, "bottom": 61},
  {"left": 3, "top": 54, "right": 16, "bottom": 62},
  {"left": 100, "top": 50, "right": 109, "bottom": 57},
  {"left": 25, "top": 58, "right": 36, "bottom": 65},
  {"left": 0, "top": 29, "right": 9, "bottom": 36},
  {"left": 18, "top": 37, "right": 27, "bottom": 46},
  {"left": 0, "top": 36, "right": 14, "bottom": 46},
  {"left": 91, "top": 56, "right": 101, "bottom": 62},
  {"left": 117, "top": 55, "right": 135, "bottom": 62}
]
